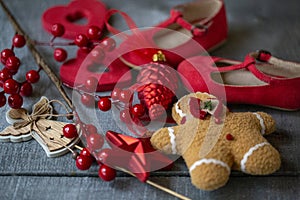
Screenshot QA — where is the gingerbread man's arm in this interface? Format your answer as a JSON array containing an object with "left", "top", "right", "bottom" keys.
[
  {"left": 151, "top": 119, "right": 198, "bottom": 155},
  {"left": 252, "top": 112, "right": 276, "bottom": 135}
]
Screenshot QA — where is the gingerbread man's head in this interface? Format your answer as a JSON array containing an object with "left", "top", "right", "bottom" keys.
[{"left": 151, "top": 92, "right": 281, "bottom": 190}]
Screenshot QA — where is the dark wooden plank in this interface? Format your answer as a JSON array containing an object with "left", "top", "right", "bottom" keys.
[{"left": 0, "top": 176, "right": 299, "bottom": 200}]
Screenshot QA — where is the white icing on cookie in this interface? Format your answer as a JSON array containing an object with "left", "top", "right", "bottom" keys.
[
  {"left": 240, "top": 142, "right": 269, "bottom": 173},
  {"left": 189, "top": 158, "right": 230, "bottom": 173},
  {"left": 168, "top": 127, "right": 177, "bottom": 154},
  {"left": 175, "top": 101, "right": 186, "bottom": 118},
  {"left": 253, "top": 113, "right": 266, "bottom": 135}
]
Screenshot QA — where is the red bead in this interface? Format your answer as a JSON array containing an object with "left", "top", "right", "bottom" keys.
[
  {"left": 101, "top": 37, "right": 116, "bottom": 52},
  {"left": 54, "top": 48, "right": 67, "bottom": 62},
  {"left": 98, "top": 97, "right": 111, "bottom": 111},
  {"left": 1, "top": 49, "right": 15, "bottom": 64},
  {"left": 119, "top": 90, "right": 132, "bottom": 103},
  {"left": 76, "top": 154, "right": 93, "bottom": 170},
  {"left": 19, "top": 82, "right": 33, "bottom": 96},
  {"left": 6, "top": 56, "right": 21, "bottom": 72},
  {"left": 120, "top": 109, "right": 132, "bottom": 123},
  {"left": 12, "top": 34, "right": 26, "bottom": 48},
  {"left": 131, "top": 104, "right": 145, "bottom": 118},
  {"left": 84, "top": 76, "right": 98, "bottom": 92},
  {"left": 0, "top": 68, "right": 12, "bottom": 83},
  {"left": 80, "top": 147, "right": 92, "bottom": 158},
  {"left": 226, "top": 134, "right": 234, "bottom": 141},
  {"left": 26, "top": 70, "right": 40, "bottom": 83},
  {"left": 86, "top": 124, "right": 97, "bottom": 134},
  {"left": 87, "top": 133, "right": 104, "bottom": 151},
  {"left": 63, "top": 124, "right": 78, "bottom": 138},
  {"left": 3, "top": 79, "right": 19, "bottom": 94},
  {"left": 95, "top": 148, "right": 112, "bottom": 164},
  {"left": 87, "top": 26, "right": 102, "bottom": 40},
  {"left": 51, "top": 23, "right": 65, "bottom": 37},
  {"left": 74, "top": 34, "right": 89, "bottom": 47},
  {"left": 0, "top": 92, "right": 6, "bottom": 108},
  {"left": 111, "top": 88, "right": 121, "bottom": 100},
  {"left": 81, "top": 94, "right": 95, "bottom": 107},
  {"left": 98, "top": 164, "right": 116, "bottom": 181},
  {"left": 7, "top": 94, "right": 23, "bottom": 109}
]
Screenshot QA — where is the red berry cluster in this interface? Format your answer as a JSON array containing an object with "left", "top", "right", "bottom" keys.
[
  {"left": 0, "top": 34, "right": 40, "bottom": 109},
  {"left": 64, "top": 122, "right": 116, "bottom": 181},
  {"left": 48, "top": 23, "right": 116, "bottom": 63}
]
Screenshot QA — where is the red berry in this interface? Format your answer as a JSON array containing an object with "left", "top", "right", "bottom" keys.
[
  {"left": 84, "top": 76, "right": 98, "bottom": 91},
  {"left": 6, "top": 56, "right": 20, "bottom": 72},
  {"left": 26, "top": 70, "right": 40, "bottom": 83},
  {"left": 101, "top": 38, "right": 116, "bottom": 52},
  {"left": 51, "top": 23, "right": 65, "bottom": 37},
  {"left": 87, "top": 133, "right": 104, "bottom": 151},
  {"left": 0, "top": 92, "right": 6, "bottom": 107},
  {"left": 131, "top": 104, "right": 145, "bottom": 118},
  {"left": 111, "top": 88, "right": 121, "bottom": 100},
  {"left": 87, "top": 26, "right": 102, "bottom": 40},
  {"left": 81, "top": 94, "right": 95, "bottom": 107},
  {"left": 1, "top": 49, "right": 15, "bottom": 64},
  {"left": 98, "top": 164, "right": 116, "bottom": 181},
  {"left": 96, "top": 148, "right": 112, "bottom": 164},
  {"left": 86, "top": 124, "right": 97, "bottom": 134},
  {"left": 76, "top": 154, "right": 93, "bottom": 170},
  {"left": 90, "top": 46, "right": 105, "bottom": 64},
  {"left": 8, "top": 94, "right": 23, "bottom": 109},
  {"left": 12, "top": 34, "right": 26, "bottom": 48},
  {"left": 19, "top": 82, "right": 33, "bottom": 96},
  {"left": 119, "top": 90, "right": 132, "bottom": 103},
  {"left": 120, "top": 109, "right": 132, "bottom": 123},
  {"left": 80, "top": 148, "right": 92, "bottom": 158},
  {"left": 63, "top": 124, "right": 78, "bottom": 138},
  {"left": 98, "top": 97, "right": 111, "bottom": 111},
  {"left": 74, "top": 34, "right": 89, "bottom": 47},
  {"left": 54, "top": 48, "right": 67, "bottom": 62},
  {"left": 3, "top": 79, "right": 19, "bottom": 94},
  {"left": 0, "top": 68, "right": 12, "bottom": 83},
  {"left": 226, "top": 134, "right": 234, "bottom": 141}
]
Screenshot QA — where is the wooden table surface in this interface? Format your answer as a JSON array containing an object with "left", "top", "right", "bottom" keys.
[{"left": 0, "top": 0, "right": 299, "bottom": 199}]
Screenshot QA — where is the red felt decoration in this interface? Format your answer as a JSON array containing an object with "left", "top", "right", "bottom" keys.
[{"left": 42, "top": 0, "right": 106, "bottom": 39}]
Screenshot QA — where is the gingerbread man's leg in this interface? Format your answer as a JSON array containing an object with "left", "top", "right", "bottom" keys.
[
  {"left": 183, "top": 138, "right": 233, "bottom": 190},
  {"left": 231, "top": 112, "right": 281, "bottom": 175}
]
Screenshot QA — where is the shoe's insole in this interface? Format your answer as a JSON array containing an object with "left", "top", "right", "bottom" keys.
[{"left": 153, "top": 0, "right": 222, "bottom": 49}]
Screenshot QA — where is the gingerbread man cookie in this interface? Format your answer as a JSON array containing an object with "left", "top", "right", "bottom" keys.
[{"left": 151, "top": 92, "right": 281, "bottom": 190}]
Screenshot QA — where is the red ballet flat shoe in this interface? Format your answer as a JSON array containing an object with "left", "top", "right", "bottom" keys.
[
  {"left": 105, "top": 0, "right": 227, "bottom": 68},
  {"left": 177, "top": 50, "right": 300, "bottom": 110}
]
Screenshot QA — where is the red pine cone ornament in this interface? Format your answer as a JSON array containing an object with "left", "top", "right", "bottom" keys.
[{"left": 135, "top": 61, "right": 178, "bottom": 119}]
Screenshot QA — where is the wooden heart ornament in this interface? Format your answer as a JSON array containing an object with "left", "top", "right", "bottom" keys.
[
  {"left": 60, "top": 49, "right": 132, "bottom": 91},
  {"left": 0, "top": 97, "right": 79, "bottom": 158},
  {"left": 42, "top": 0, "right": 106, "bottom": 39}
]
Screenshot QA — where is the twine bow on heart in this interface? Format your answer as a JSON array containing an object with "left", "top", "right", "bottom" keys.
[
  {"left": 0, "top": 97, "right": 79, "bottom": 158},
  {"left": 13, "top": 98, "right": 53, "bottom": 130}
]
